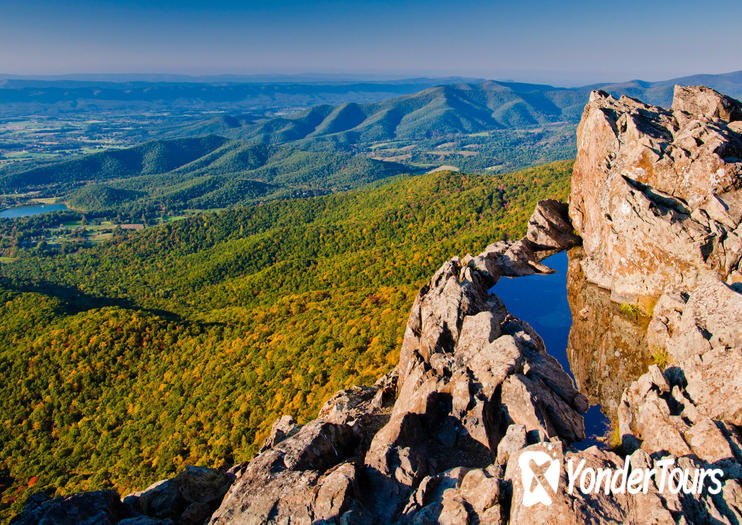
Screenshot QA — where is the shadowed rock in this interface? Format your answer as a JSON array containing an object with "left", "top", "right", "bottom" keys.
[
  {"left": 121, "top": 466, "right": 232, "bottom": 524},
  {"left": 10, "top": 490, "right": 127, "bottom": 525}
]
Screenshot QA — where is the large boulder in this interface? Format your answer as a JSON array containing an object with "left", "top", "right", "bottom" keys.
[
  {"left": 209, "top": 420, "right": 361, "bottom": 523},
  {"left": 648, "top": 276, "right": 742, "bottom": 363},
  {"left": 673, "top": 85, "right": 742, "bottom": 122},
  {"left": 526, "top": 199, "right": 581, "bottom": 252},
  {"left": 618, "top": 362, "right": 742, "bottom": 462},
  {"left": 123, "top": 466, "right": 232, "bottom": 524}
]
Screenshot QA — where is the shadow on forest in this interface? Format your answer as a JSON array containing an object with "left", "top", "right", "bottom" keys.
[{"left": 0, "top": 276, "right": 215, "bottom": 326}]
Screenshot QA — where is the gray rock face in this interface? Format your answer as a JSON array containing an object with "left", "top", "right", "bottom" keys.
[
  {"left": 209, "top": 415, "right": 369, "bottom": 523},
  {"left": 569, "top": 86, "right": 742, "bottom": 305},
  {"left": 259, "top": 415, "right": 300, "bottom": 452},
  {"left": 649, "top": 276, "right": 742, "bottom": 362},
  {"left": 618, "top": 363, "right": 742, "bottom": 462},
  {"left": 120, "top": 466, "right": 232, "bottom": 525},
  {"left": 132, "top": 479, "right": 181, "bottom": 519},
  {"left": 673, "top": 85, "right": 742, "bottom": 122}
]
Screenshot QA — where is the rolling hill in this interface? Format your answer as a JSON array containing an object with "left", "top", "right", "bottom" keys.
[
  {"left": 0, "top": 135, "right": 229, "bottom": 192},
  {"left": 0, "top": 139, "right": 412, "bottom": 214}
]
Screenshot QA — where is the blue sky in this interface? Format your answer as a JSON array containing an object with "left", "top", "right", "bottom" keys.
[{"left": 1, "top": 0, "right": 740, "bottom": 85}]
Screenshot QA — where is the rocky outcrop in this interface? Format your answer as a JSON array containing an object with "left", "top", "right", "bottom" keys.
[
  {"left": 617, "top": 362, "right": 742, "bottom": 463},
  {"left": 210, "top": 420, "right": 362, "bottom": 524},
  {"left": 123, "top": 466, "right": 233, "bottom": 525},
  {"left": 555, "top": 86, "right": 742, "bottom": 523},
  {"left": 569, "top": 85, "right": 742, "bottom": 307},
  {"left": 10, "top": 490, "right": 128, "bottom": 525}
]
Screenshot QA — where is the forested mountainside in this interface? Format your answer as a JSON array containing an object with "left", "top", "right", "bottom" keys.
[
  {"left": 0, "top": 161, "right": 571, "bottom": 522},
  {"left": 0, "top": 136, "right": 229, "bottom": 192}
]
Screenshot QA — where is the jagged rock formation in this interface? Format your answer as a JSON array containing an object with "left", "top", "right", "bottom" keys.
[
  {"left": 569, "top": 85, "right": 742, "bottom": 307},
  {"left": 11, "top": 87, "right": 742, "bottom": 525}
]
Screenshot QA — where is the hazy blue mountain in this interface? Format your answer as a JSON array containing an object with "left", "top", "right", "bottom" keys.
[
  {"left": 592, "top": 70, "right": 742, "bottom": 107},
  {"left": 0, "top": 78, "right": 468, "bottom": 117},
  {"left": 210, "top": 70, "right": 742, "bottom": 144}
]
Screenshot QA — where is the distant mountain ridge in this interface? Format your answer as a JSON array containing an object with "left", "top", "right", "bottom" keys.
[
  {"left": 0, "top": 78, "right": 458, "bottom": 117},
  {"left": 215, "top": 70, "right": 742, "bottom": 144},
  {"left": 226, "top": 81, "right": 584, "bottom": 143}
]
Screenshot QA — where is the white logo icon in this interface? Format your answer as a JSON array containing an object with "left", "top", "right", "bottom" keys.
[{"left": 519, "top": 450, "right": 560, "bottom": 507}]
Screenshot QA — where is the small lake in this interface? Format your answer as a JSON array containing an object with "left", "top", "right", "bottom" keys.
[
  {"left": 492, "top": 251, "right": 610, "bottom": 447},
  {"left": 0, "top": 203, "right": 68, "bottom": 218}
]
